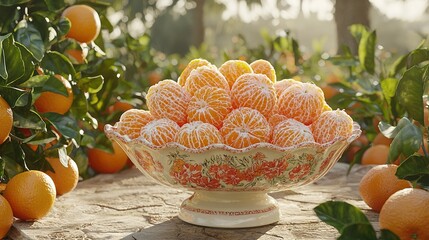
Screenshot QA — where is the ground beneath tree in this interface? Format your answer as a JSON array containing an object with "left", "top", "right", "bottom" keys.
[{"left": 8, "top": 163, "right": 378, "bottom": 240}]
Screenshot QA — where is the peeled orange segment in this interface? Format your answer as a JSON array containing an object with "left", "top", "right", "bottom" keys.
[
  {"left": 116, "top": 109, "right": 155, "bottom": 139},
  {"left": 176, "top": 121, "right": 223, "bottom": 149},
  {"left": 146, "top": 80, "right": 191, "bottom": 126},
  {"left": 220, "top": 107, "right": 271, "bottom": 149},
  {"left": 219, "top": 60, "right": 253, "bottom": 88},
  {"left": 268, "top": 114, "right": 288, "bottom": 128},
  {"left": 140, "top": 118, "right": 180, "bottom": 147},
  {"left": 184, "top": 66, "right": 230, "bottom": 96},
  {"left": 272, "top": 119, "right": 315, "bottom": 147},
  {"left": 187, "top": 86, "right": 233, "bottom": 129},
  {"left": 274, "top": 78, "right": 301, "bottom": 98},
  {"left": 250, "top": 59, "right": 276, "bottom": 82},
  {"left": 311, "top": 109, "right": 354, "bottom": 144},
  {"left": 231, "top": 73, "right": 277, "bottom": 118},
  {"left": 178, "top": 58, "right": 213, "bottom": 87},
  {"left": 277, "top": 82, "right": 325, "bottom": 125}
]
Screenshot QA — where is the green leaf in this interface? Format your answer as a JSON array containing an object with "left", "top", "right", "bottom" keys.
[
  {"left": 13, "top": 109, "right": 46, "bottom": 130},
  {"left": 41, "top": 51, "right": 75, "bottom": 76},
  {"left": 13, "top": 42, "right": 36, "bottom": 86},
  {"left": 349, "top": 24, "right": 368, "bottom": 42},
  {"left": 396, "top": 66, "right": 425, "bottom": 125},
  {"left": 380, "top": 78, "right": 399, "bottom": 107},
  {"left": 314, "top": 201, "right": 371, "bottom": 233},
  {"left": 41, "top": 75, "right": 69, "bottom": 96},
  {"left": 0, "top": 86, "right": 29, "bottom": 107},
  {"left": 338, "top": 223, "right": 377, "bottom": 240},
  {"left": 0, "top": 0, "right": 30, "bottom": 6},
  {"left": 407, "top": 48, "right": 429, "bottom": 68},
  {"left": 15, "top": 20, "right": 45, "bottom": 61},
  {"left": 0, "top": 34, "right": 25, "bottom": 85},
  {"left": 20, "top": 75, "right": 50, "bottom": 88},
  {"left": 55, "top": 17, "right": 71, "bottom": 38},
  {"left": 78, "top": 75, "right": 104, "bottom": 93},
  {"left": 44, "top": 112, "right": 80, "bottom": 140},
  {"left": 379, "top": 229, "right": 401, "bottom": 240},
  {"left": 389, "top": 54, "right": 408, "bottom": 77},
  {"left": 58, "top": 147, "right": 69, "bottom": 167},
  {"left": 328, "top": 56, "right": 359, "bottom": 67},
  {"left": 379, "top": 117, "right": 412, "bottom": 138},
  {"left": 396, "top": 155, "right": 429, "bottom": 187},
  {"left": 358, "top": 30, "right": 376, "bottom": 74},
  {"left": 388, "top": 124, "right": 422, "bottom": 162}
]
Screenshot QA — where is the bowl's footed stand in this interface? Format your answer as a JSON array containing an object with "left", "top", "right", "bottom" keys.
[{"left": 178, "top": 190, "right": 280, "bottom": 228}]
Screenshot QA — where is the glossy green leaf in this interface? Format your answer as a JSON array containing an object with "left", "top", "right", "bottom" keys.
[
  {"left": 14, "top": 42, "right": 36, "bottom": 86},
  {"left": 41, "top": 75, "right": 69, "bottom": 96},
  {"left": 0, "top": 34, "right": 25, "bottom": 85},
  {"left": 0, "top": 0, "right": 30, "bottom": 6},
  {"left": 337, "top": 223, "right": 377, "bottom": 240},
  {"left": 20, "top": 75, "right": 50, "bottom": 88},
  {"left": 407, "top": 48, "right": 429, "bottom": 68},
  {"left": 396, "top": 155, "right": 429, "bottom": 187},
  {"left": 389, "top": 54, "right": 408, "bottom": 77},
  {"left": 0, "top": 86, "right": 29, "bottom": 107},
  {"left": 388, "top": 124, "right": 422, "bottom": 162},
  {"left": 314, "top": 201, "right": 370, "bottom": 233},
  {"left": 15, "top": 20, "right": 45, "bottom": 61},
  {"left": 78, "top": 75, "right": 104, "bottom": 93},
  {"left": 358, "top": 30, "right": 376, "bottom": 74},
  {"left": 41, "top": 51, "right": 75, "bottom": 76},
  {"left": 55, "top": 18, "right": 71, "bottom": 38},
  {"left": 44, "top": 112, "right": 80, "bottom": 140},
  {"left": 379, "top": 229, "right": 401, "bottom": 240},
  {"left": 380, "top": 78, "right": 399, "bottom": 107},
  {"left": 396, "top": 66, "right": 425, "bottom": 125},
  {"left": 12, "top": 109, "right": 46, "bottom": 130},
  {"left": 379, "top": 117, "right": 412, "bottom": 138}
]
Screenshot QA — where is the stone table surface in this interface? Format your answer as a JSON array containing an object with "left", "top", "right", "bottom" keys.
[{"left": 8, "top": 163, "right": 378, "bottom": 240}]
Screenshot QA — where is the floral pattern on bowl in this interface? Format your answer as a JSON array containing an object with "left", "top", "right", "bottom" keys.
[{"left": 105, "top": 122, "right": 361, "bottom": 228}]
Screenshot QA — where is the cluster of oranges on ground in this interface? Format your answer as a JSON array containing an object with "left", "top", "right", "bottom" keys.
[
  {"left": 356, "top": 125, "right": 429, "bottom": 238},
  {"left": 114, "top": 58, "right": 354, "bottom": 150}
]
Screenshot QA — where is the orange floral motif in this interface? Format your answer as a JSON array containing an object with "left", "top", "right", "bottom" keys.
[
  {"left": 259, "top": 160, "right": 289, "bottom": 180},
  {"left": 289, "top": 163, "right": 311, "bottom": 181},
  {"left": 134, "top": 150, "right": 164, "bottom": 180},
  {"left": 208, "top": 164, "right": 243, "bottom": 185}
]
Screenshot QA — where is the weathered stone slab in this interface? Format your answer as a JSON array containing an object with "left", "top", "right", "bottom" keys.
[{"left": 8, "top": 163, "right": 376, "bottom": 240}]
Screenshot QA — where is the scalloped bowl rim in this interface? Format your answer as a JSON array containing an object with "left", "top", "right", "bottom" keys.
[{"left": 104, "top": 122, "right": 361, "bottom": 153}]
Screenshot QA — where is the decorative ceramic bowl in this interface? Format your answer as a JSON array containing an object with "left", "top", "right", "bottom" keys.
[{"left": 105, "top": 123, "right": 361, "bottom": 228}]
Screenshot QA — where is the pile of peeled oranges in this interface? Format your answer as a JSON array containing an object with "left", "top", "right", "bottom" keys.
[{"left": 113, "top": 58, "right": 354, "bottom": 149}]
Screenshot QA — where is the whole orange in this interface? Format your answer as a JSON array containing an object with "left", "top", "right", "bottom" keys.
[
  {"left": 62, "top": 5, "right": 101, "bottom": 43},
  {"left": 0, "top": 195, "right": 13, "bottom": 238},
  {"left": 3, "top": 171, "right": 56, "bottom": 220},
  {"left": 379, "top": 188, "right": 429, "bottom": 240},
  {"left": 45, "top": 156, "right": 79, "bottom": 196},
  {"left": 372, "top": 132, "right": 392, "bottom": 146},
  {"left": 359, "top": 164, "right": 411, "bottom": 212},
  {"left": 361, "top": 144, "right": 389, "bottom": 165},
  {"left": 88, "top": 141, "right": 128, "bottom": 173},
  {"left": 0, "top": 96, "right": 13, "bottom": 144},
  {"left": 34, "top": 75, "right": 74, "bottom": 114}
]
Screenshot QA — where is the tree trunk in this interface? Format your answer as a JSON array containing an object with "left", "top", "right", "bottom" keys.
[
  {"left": 334, "top": 0, "right": 370, "bottom": 54},
  {"left": 193, "top": 0, "right": 205, "bottom": 47}
]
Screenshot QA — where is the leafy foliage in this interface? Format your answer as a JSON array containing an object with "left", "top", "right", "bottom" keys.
[{"left": 0, "top": 0, "right": 135, "bottom": 181}]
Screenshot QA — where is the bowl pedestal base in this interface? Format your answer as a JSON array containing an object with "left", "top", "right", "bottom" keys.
[{"left": 178, "top": 190, "right": 279, "bottom": 228}]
